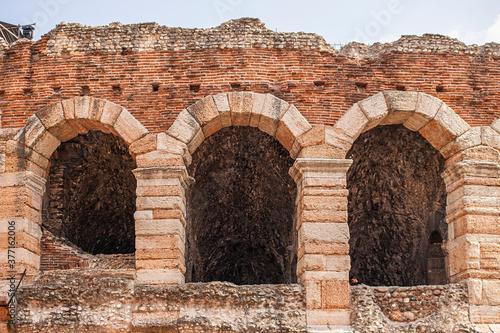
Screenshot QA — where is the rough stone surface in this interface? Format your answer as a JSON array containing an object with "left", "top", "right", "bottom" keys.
[
  {"left": 186, "top": 127, "right": 297, "bottom": 285},
  {"left": 43, "top": 130, "right": 136, "bottom": 255},
  {"left": 351, "top": 284, "right": 482, "bottom": 332},
  {"left": 13, "top": 270, "right": 306, "bottom": 332},
  {"left": 347, "top": 125, "right": 447, "bottom": 286}
]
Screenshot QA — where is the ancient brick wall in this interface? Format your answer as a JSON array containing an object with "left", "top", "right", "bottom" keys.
[{"left": 1, "top": 19, "right": 500, "bottom": 132}]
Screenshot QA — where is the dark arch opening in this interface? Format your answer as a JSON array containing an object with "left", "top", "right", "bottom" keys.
[
  {"left": 347, "top": 124, "right": 447, "bottom": 286},
  {"left": 41, "top": 130, "right": 136, "bottom": 268},
  {"left": 186, "top": 127, "right": 297, "bottom": 285}
]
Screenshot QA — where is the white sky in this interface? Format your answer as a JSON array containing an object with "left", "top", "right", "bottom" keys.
[{"left": 2, "top": 0, "right": 500, "bottom": 45}]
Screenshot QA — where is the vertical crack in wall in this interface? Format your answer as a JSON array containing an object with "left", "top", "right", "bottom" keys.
[
  {"left": 186, "top": 127, "right": 297, "bottom": 285},
  {"left": 347, "top": 125, "right": 447, "bottom": 286}
]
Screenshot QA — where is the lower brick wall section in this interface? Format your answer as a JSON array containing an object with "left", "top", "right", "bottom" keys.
[
  {"left": 14, "top": 270, "right": 306, "bottom": 332},
  {"left": 40, "top": 229, "right": 135, "bottom": 270},
  {"left": 351, "top": 284, "right": 478, "bottom": 332}
]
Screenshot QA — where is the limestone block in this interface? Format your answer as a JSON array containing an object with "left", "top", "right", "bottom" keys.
[
  {"left": 467, "top": 278, "right": 483, "bottom": 305},
  {"left": 128, "top": 134, "right": 157, "bottom": 157},
  {"left": 187, "top": 95, "right": 221, "bottom": 137},
  {"left": 0, "top": 231, "right": 40, "bottom": 255},
  {"left": 483, "top": 280, "right": 500, "bottom": 305},
  {"left": 74, "top": 96, "right": 91, "bottom": 120},
  {"left": 357, "top": 92, "right": 389, "bottom": 130},
  {"left": 419, "top": 103, "right": 471, "bottom": 150},
  {"left": 453, "top": 215, "right": 500, "bottom": 239},
  {"left": 0, "top": 154, "right": 4, "bottom": 174},
  {"left": 480, "top": 242, "right": 500, "bottom": 272},
  {"left": 32, "top": 130, "right": 61, "bottom": 159},
  {"left": 333, "top": 104, "right": 369, "bottom": 141},
  {"left": 305, "top": 309, "right": 350, "bottom": 326},
  {"left": 135, "top": 219, "right": 185, "bottom": 240},
  {"left": 470, "top": 305, "right": 500, "bottom": 324},
  {"left": 229, "top": 92, "right": 254, "bottom": 126},
  {"left": 150, "top": 208, "right": 184, "bottom": 226},
  {"left": 491, "top": 118, "right": 500, "bottom": 134},
  {"left": 302, "top": 196, "right": 347, "bottom": 211},
  {"left": 136, "top": 234, "right": 184, "bottom": 252},
  {"left": 301, "top": 209, "right": 348, "bottom": 224},
  {"left": 483, "top": 126, "right": 500, "bottom": 152},
  {"left": 26, "top": 148, "right": 50, "bottom": 170},
  {"left": 321, "top": 280, "right": 350, "bottom": 309},
  {"left": 88, "top": 98, "right": 107, "bottom": 123},
  {"left": 135, "top": 248, "right": 184, "bottom": 261},
  {"left": 448, "top": 237, "right": 480, "bottom": 277},
  {"left": 136, "top": 185, "right": 183, "bottom": 198},
  {"left": 381, "top": 91, "right": 418, "bottom": 125},
  {"left": 15, "top": 115, "right": 45, "bottom": 148},
  {"left": 299, "top": 222, "right": 349, "bottom": 244},
  {"left": 325, "top": 255, "right": 351, "bottom": 272},
  {"left": 100, "top": 101, "right": 124, "bottom": 127},
  {"left": 0, "top": 218, "right": 41, "bottom": 240},
  {"left": 258, "top": 94, "right": 289, "bottom": 136},
  {"left": 135, "top": 258, "right": 186, "bottom": 272},
  {"left": 113, "top": 110, "right": 148, "bottom": 145},
  {"left": 304, "top": 280, "right": 322, "bottom": 309},
  {"left": 299, "top": 242, "right": 349, "bottom": 258},
  {"left": 404, "top": 93, "right": 442, "bottom": 131},
  {"left": 134, "top": 210, "right": 153, "bottom": 220},
  {"left": 157, "top": 133, "right": 192, "bottom": 166},
  {"left": 279, "top": 105, "right": 312, "bottom": 143},
  {"left": 166, "top": 110, "right": 204, "bottom": 151},
  {"left": 440, "top": 127, "right": 482, "bottom": 160},
  {"left": 297, "top": 254, "right": 325, "bottom": 275},
  {"left": 249, "top": 93, "right": 267, "bottom": 127},
  {"left": 212, "top": 93, "right": 232, "bottom": 127},
  {"left": 61, "top": 98, "right": 76, "bottom": 120},
  {"left": 299, "top": 271, "right": 349, "bottom": 282},
  {"left": 136, "top": 268, "right": 184, "bottom": 285},
  {"left": 136, "top": 196, "right": 185, "bottom": 211},
  {"left": 136, "top": 151, "right": 184, "bottom": 168},
  {"left": 298, "top": 144, "right": 347, "bottom": 159},
  {"left": 36, "top": 102, "right": 78, "bottom": 142},
  {"left": 275, "top": 125, "right": 294, "bottom": 151}
]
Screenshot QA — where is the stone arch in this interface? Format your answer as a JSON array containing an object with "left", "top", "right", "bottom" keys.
[
  {"left": 164, "top": 92, "right": 312, "bottom": 162},
  {"left": 1, "top": 97, "right": 148, "bottom": 280},
  {"left": 332, "top": 91, "right": 473, "bottom": 158},
  {"left": 12, "top": 96, "right": 148, "bottom": 177}
]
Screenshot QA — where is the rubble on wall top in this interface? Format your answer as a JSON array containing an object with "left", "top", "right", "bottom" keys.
[
  {"left": 340, "top": 33, "right": 500, "bottom": 58},
  {"left": 3, "top": 18, "right": 500, "bottom": 57},
  {"left": 42, "top": 17, "right": 334, "bottom": 53}
]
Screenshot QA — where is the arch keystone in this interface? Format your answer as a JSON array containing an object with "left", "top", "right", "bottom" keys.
[
  {"left": 381, "top": 91, "right": 418, "bottom": 125},
  {"left": 404, "top": 93, "right": 443, "bottom": 131},
  {"left": 212, "top": 93, "right": 232, "bottom": 127},
  {"left": 258, "top": 94, "right": 290, "bottom": 136},
  {"left": 228, "top": 91, "right": 254, "bottom": 127}
]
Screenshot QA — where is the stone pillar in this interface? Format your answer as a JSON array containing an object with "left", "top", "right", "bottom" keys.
[
  {"left": 442, "top": 147, "right": 500, "bottom": 324},
  {"left": 290, "top": 158, "right": 352, "bottom": 331},
  {"left": 133, "top": 166, "right": 192, "bottom": 286},
  {"left": 0, "top": 171, "right": 45, "bottom": 284}
]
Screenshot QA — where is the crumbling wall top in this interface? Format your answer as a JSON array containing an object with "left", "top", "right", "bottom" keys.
[{"left": 41, "top": 17, "right": 334, "bottom": 54}]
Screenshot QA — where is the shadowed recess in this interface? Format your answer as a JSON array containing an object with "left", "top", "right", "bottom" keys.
[
  {"left": 186, "top": 127, "right": 297, "bottom": 285},
  {"left": 347, "top": 125, "right": 447, "bottom": 286},
  {"left": 42, "top": 130, "right": 137, "bottom": 254}
]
